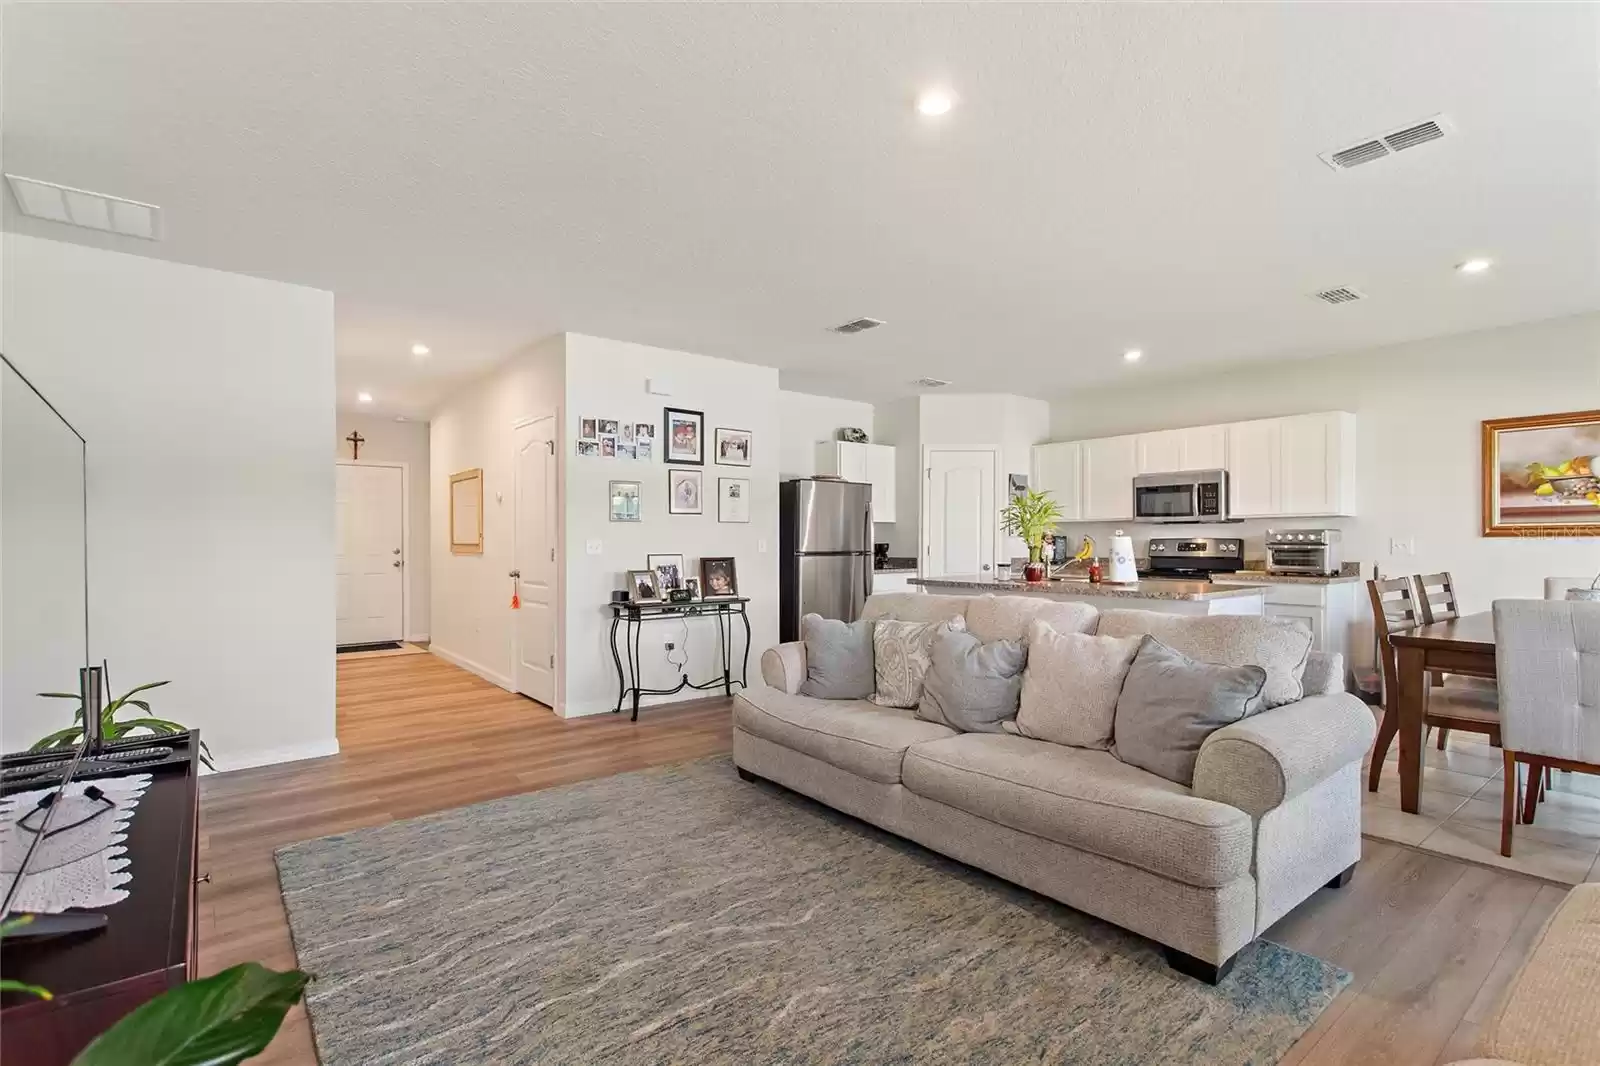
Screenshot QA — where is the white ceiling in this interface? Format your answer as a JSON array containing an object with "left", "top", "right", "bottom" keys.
[{"left": 5, "top": 3, "right": 1599, "bottom": 418}]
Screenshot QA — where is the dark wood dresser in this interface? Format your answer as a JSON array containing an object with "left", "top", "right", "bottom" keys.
[{"left": 1, "top": 736, "right": 199, "bottom": 1065}]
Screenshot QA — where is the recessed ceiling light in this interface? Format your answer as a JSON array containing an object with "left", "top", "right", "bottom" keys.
[
  {"left": 1123, "top": 349, "right": 1144, "bottom": 363},
  {"left": 1457, "top": 258, "right": 1493, "bottom": 275},
  {"left": 357, "top": 391, "right": 374, "bottom": 405},
  {"left": 916, "top": 90, "right": 955, "bottom": 117},
  {"left": 411, "top": 343, "right": 430, "bottom": 357}
]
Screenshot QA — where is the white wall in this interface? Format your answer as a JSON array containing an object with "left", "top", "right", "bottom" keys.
[
  {"left": 3, "top": 236, "right": 337, "bottom": 770},
  {"left": 1049, "top": 312, "right": 1600, "bottom": 612},
  {"left": 428, "top": 336, "right": 565, "bottom": 690},
  {"left": 564, "top": 334, "right": 780, "bottom": 716},
  {"left": 335, "top": 413, "right": 431, "bottom": 640},
  {"left": 776, "top": 389, "right": 875, "bottom": 480}
]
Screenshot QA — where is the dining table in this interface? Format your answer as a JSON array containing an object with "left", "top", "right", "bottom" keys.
[{"left": 1389, "top": 611, "right": 1498, "bottom": 814}]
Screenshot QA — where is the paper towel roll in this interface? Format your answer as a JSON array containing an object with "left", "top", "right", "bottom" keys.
[{"left": 1107, "top": 530, "right": 1139, "bottom": 585}]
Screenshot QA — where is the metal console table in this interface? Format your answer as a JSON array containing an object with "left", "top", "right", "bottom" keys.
[{"left": 607, "top": 597, "right": 751, "bottom": 721}]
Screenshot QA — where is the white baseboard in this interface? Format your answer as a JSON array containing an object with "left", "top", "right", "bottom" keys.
[
  {"left": 208, "top": 737, "right": 341, "bottom": 774},
  {"left": 407, "top": 632, "right": 430, "bottom": 644},
  {"left": 429, "top": 645, "right": 515, "bottom": 692}
]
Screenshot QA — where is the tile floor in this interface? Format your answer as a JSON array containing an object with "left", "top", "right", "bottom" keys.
[{"left": 1363, "top": 732, "right": 1600, "bottom": 884}]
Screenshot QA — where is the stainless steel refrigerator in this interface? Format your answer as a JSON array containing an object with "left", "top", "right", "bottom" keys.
[{"left": 779, "top": 478, "right": 873, "bottom": 642}]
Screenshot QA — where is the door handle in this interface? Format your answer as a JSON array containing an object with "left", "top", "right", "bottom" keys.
[
  {"left": 509, "top": 569, "right": 521, "bottom": 579},
  {"left": 393, "top": 560, "right": 402, "bottom": 568},
  {"left": 981, "top": 563, "right": 992, "bottom": 571},
  {"left": 393, "top": 548, "right": 402, "bottom": 554}
]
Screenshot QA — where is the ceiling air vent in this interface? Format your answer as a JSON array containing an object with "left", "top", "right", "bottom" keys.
[
  {"left": 913, "top": 377, "right": 951, "bottom": 388},
  {"left": 6, "top": 174, "right": 162, "bottom": 239},
  {"left": 829, "top": 317, "right": 885, "bottom": 335},
  {"left": 1312, "top": 286, "right": 1366, "bottom": 305},
  {"left": 1319, "top": 114, "right": 1451, "bottom": 171}
]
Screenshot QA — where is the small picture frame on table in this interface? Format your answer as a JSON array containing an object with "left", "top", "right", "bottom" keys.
[
  {"left": 627, "top": 569, "right": 660, "bottom": 603},
  {"left": 647, "top": 553, "right": 685, "bottom": 592},
  {"left": 700, "top": 557, "right": 738, "bottom": 599}
]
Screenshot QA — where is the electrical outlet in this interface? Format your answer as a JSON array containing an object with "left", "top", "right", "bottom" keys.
[
  {"left": 1389, "top": 537, "right": 1414, "bottom": 556},
  {"left": 665, "top": 641, "right": 676, "bottom": 651}
]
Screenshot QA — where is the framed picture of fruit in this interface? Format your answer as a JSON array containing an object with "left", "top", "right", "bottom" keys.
[{"left": 1482, "top": 408, "right": 1600, "bottom": 537}]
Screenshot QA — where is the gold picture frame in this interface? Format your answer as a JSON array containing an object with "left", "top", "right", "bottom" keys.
[
  {"left": 450, "top": 468, "right": 484, "bottom": 554},
  {"left": 1482, "top": 409, "right": 1600, "bottom": 538}
]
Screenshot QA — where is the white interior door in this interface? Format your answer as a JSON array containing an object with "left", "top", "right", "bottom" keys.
[
  {"left": 335, "top": 463, "right": 404, "bottom": 645},
  {"left": 925, "top": 449, "right": 997, "bottom": 578},
  {"left": 514, "top": 416, "right": 559, "bottom": 705}
]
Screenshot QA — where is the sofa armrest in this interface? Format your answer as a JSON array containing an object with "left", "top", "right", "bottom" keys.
[
  {"left": 1192, "top": 693, "right": 1376, "bottom": 819},
  {"left": 761, "top": 642, "right": 808, "bottom": 695},
  {"left": 1301, "top": 651, "right": 1345, "bottom": 697}
]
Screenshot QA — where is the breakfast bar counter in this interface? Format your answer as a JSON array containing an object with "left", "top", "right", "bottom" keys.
[{"left": 907, "top": 575, "right": 1267, "bottom": 615}]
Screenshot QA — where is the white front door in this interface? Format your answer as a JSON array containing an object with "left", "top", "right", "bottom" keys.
[
  {"left": 925, "top": 449, "right": 997, "bottom": 578},
  {"left": 514, "top": 416, "right": 559, "bottom": 705},
  {"left": 335, "top": 463, "right": 404, "bottom": 645}
]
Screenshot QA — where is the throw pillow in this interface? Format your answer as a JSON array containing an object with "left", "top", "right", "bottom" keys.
[
  {"left": 1095, "top": 610, "right": 1313, "bottom": 711},
  {"left": 1112, "top": 635, "right": 1267, "bottom": 786},
  {"left": 1010, "top": 621, "right": 1142, "bottom": 750},
  {"left": 918, "top": 629, "right": 1028, "bottom": 733},
  {"left": 799, "top": 614, "right": 875, "bottom": 700},
  {"left": 871, "top": 616, "right": 967, "bottom": 709}
]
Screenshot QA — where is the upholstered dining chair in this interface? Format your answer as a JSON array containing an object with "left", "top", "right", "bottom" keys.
[
  {"left": 1492, "top": 599, "right": 1600, "bottom": 857},
  {"left": 1366, "top": 576, "right": 1501, "bottom": 792},
  {"left": 1546, "top": 576, "right": 1596, "bottom": 600}
]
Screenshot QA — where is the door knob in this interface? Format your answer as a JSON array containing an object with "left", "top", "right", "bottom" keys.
[
  {"left": 509, "top": 569, "right": 521, "bottom": 579},
  {"left": 981, "top": 563, "right": 992, "bottom": 571},
  {"left": 392, "top": 548, "right": 402, "bottom": 554},
  {"left": 393, "top": 560, "right": 402, "bottom": 568}
]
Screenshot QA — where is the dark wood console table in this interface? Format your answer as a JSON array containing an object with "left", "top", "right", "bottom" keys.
[
  {"left": 608, "top": 598, "right": 751, "bottom": 720},
  {"left": 0, "top": 733, "right": 200, "bottom": 1065}
]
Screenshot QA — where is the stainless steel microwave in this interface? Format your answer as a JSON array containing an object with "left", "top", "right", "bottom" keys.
[{"left": 1132, "top": 469, "right": 1231, "bottom": 524}]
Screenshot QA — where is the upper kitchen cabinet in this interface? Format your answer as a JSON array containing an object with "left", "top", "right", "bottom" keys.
[
  {"left": 816, "top": 441, "right": 896, "bottom": 523},
  {"left": 1137, "top": 425, "right": 1228, "bottom": 473},
  {"left": 1081, "top": 434, "right": 1139, "bottom": 521},
  {"left": 1031, "top": 441, "right": 1084, "bottom": 522},
  {"left": 1227, "top": 412, "right": 1357, "bottom": 518}
]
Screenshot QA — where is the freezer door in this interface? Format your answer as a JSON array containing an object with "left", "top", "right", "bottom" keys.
[
  {"left": 795, "top": 553, "right": 872, "bottom": 627},
  {"left": 791, "top": 479, "right": 873, "bottom": 554}
]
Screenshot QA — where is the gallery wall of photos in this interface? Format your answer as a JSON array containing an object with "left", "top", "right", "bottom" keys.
[{"left": 582, "top": 406, "right": 753, "bottom": 525}]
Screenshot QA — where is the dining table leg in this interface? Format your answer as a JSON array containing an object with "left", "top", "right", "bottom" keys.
[{"left": 1397, "top": 643, "right": 1429, "bottom": 814}]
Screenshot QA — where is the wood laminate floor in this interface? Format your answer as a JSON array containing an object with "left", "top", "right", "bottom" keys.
[{"left": 200, "top": 653, "right": 1561, "bottom": 1065}]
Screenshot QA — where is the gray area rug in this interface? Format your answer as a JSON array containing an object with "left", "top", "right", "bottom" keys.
[{"left": 276, "top": 758, "right": 1349, "bottom": 1065}]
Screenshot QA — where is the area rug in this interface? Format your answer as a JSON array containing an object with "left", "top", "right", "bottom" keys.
[{"left": 276, "top": 758, "right": 1349, "bottom": 1066}]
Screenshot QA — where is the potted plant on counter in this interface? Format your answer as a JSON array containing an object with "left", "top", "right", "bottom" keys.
[{"left": 1000, "top": 489, "right": 1064, "bottom": 584}]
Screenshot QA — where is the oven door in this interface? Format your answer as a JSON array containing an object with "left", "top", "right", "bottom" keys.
[
  {"left": 1134, "top": 481, "right": 1199, "bottom": 522},
  {"left": 1268, "top": 545, "right": 1331, "bottom": 573}
]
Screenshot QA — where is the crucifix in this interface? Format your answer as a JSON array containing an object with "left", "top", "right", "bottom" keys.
[{"left": 346, "top": 430, "right": 365, "bottom": 460}]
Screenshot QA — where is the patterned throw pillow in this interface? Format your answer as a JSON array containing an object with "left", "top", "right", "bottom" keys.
[{"left": 871, "top": 616, "right": 966, "bottom": 709}]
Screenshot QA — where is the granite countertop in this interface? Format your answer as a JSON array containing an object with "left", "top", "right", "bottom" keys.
[
  {"left": 907, "top": 575, "right": 1268, "bottom": 601},
  {"left": 874, "top": 556, "right": 918, "bottom": 574},
  {"left": 1226, "top": 562, "right": 1364, "bottom": 586},
  {"left": 874, "top": 566, "right": 919, "bottom": 575}
]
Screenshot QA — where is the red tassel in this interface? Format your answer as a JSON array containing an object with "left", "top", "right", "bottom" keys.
[{"left": 510, "top": 592, "right": 520, "bottom": 609}]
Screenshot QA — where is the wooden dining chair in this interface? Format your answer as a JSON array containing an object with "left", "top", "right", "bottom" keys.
[
  {"left": 1366, "top": 576, "right": 1500, "bottom": 792},
  {"left": 1412, "top": 571, "right": 1500, "bottom": 748}
]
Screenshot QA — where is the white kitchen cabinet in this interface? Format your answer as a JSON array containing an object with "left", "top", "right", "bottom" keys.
[
  {"left": 815, "top": 441, "right": 896, "bottom": 523},
  {"left": 1227, "top": 418, "right": 1282, "bottom": 518},
  {"left": 1225, "top": 412, "right": 1356, "bottom": 519},
  {"left": 1223, "top": 577, "right": 1364, "bottom": 681},
  {"left": 1081, "top": 434, "right": 1139, "bottom": 521},
  {"left": 872, "top": 571, "right": 917, "bottom": 595},
  {"left": 1031, "top": 441, "right": 1084, "bottom": 521},
  {"left": 1137, "top": 426, "right": 1229, "bottom": 474},
  {"left": 1136, "top": 430, "right": 1184, "bottom": 475}
]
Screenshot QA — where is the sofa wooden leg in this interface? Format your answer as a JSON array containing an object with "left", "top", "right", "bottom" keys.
[
  {"left": 736, "top": 766, "right": 760, "bottom": 783},
  {"left": 1325, "top": 863, "right": 1356, "bottom": 889},
  {"left": 1163, "top": 947, "right": 1237, "bottom": 986}
]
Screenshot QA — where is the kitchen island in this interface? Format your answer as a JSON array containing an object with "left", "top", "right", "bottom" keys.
[{"left": 907, "top": 574, "right": 1268, "bottom": 616}]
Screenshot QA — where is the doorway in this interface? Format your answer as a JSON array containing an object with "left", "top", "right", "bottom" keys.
[
  {"left": 923, "top": 448, "right": 999, "bottom": 578},
  {"left": 513, "top": 415, "right": 559, "bottom": 706},
  {"left": 335, "top": 462, "right": 406, "bottom": 646}
]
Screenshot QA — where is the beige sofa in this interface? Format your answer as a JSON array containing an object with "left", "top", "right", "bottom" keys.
[{"left": 732, "top": 592, "right": 1376, "bottom": 984}]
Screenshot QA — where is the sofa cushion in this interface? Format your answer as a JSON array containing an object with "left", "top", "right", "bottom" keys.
[
  {"left": 964, "top": 595, "right": 1100, "bottom": 644},
  {"left": 799, "top": 614, "right": 875, "bottom": 700},
  {"left": 1113, "top": 636, "right": 1267, "bottom": 787},
  {"left": 735, "top": 684, "right": 957, "bottom": 784},
  {"left": 918, "top": 630, "right": 1028, "bottom": 733},
  {"left": 902, "top": 733, "right": 1253, "bottom": 888},
  {"left": 1010, "top": 622, "right": 1141, "bottom": 750},
  {"left": 1096, "top": 609, "right": 1312, "bottom": 711},
  {"left": 871, "top": 616, "right": 966, "bottom": 709},
  {"left": 862, "top": 593, "right": 974, "bottom": 627}
]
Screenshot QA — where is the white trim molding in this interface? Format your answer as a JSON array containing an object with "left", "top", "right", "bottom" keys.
[
  {"left": 207, "top": 738, "right": 341, "bottom": 774},
  {"left": 429, "top": 644, "right": 515, "bottom": 692}
]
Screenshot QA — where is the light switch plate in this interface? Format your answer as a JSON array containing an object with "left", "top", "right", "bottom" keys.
[
  {"left": 757, "top": 539, "right": 768, "bottom": 553},
  {"left": 586, "top": 539, "right": 602, "bottom": 555}
]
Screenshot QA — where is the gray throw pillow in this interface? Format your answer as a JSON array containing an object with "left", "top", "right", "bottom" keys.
[
  {"left": 799, "top": 614, "right": 875, "bottom": 699},
  {"left": 918, "top": 629, "right": 1028, "bottom": 733},
  {"left": 1112, "top": 635, "right": 1267, "bottom": 786}
]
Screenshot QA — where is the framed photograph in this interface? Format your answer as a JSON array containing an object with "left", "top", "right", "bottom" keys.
[
  {"left": 449, "top": 468, "right": 483, "bottom": 555},
  {"left": 1009, "top": 473, "right": 1029, "bottom": 499},
  {"left": 598, "top": 418, "right": 619, "bottom": 437},
  {"left": 576, "top": 439, "right": 600, "bottom": 458},
  {"left": 664, "top": 407, "right": 704, "bottom": 465},
  {"left": 714, "top": 427, "right": 752, "bottom": 466},
  {"left": 620, "top": 423, "right": 635, "bottom": 446},
  {"left": 684, "top": 577, "right": 701, "bottom": 600},
  {"left": 600, "top": 435, "right": 616, "bottom": 458},
  {"left": 635, "top": 438, "right": 653, "bottom": 461},
  {"left": 635, "top": 422, "right": 654, "bottom": 442},
  {"left": 609, "top": 480, "right": 641, "bottom": 522},
  {"left": 648, "top": 553, "right": 686, "bottom": 592},
  {"left": 668, "top": 468, "right": 703, "bottom": 514},
  {"left": 1482, "top": 408, "right": 1600, "bottom": 537},
  {"left": 627, "top": 568, "right": 660, "bottom": 603},
  {"left": 617, "top": 442, "right": 636, "bottom": 460},
  {"left": 718, "top": 477, "right": 751, "bottom": 523},
  {"left": 700, "top": 556, "right": 738, "bottom": 599},
  {"left": 579, "top": 417, "right": 598, "bottom": 441}
]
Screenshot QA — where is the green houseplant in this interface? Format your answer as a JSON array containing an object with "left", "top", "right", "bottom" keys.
[
  {"left": 1000, "top": 489, "right": 1064, "bottom": 582},
  {"left": 30, "top": 679, "right": 214, "bottom": 770}
]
